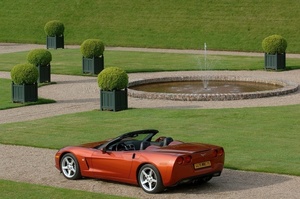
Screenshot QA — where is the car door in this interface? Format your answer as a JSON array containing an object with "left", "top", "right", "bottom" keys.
[{"left": 91, "top": 150, "right": 134, "bottom": 179}]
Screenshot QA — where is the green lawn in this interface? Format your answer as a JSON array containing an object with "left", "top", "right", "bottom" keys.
[
  {"left": 1, "top": 49, "right": 300, "bottom": 75},
  {"left": 0, "top": 106, "right": 299, "bottom": 176},
  {"left": 0, "top": 179, "right": 133, "bottom": 199},
  {"left": 1, "top": 50, "right": 300, "bottom": 176},
  {"left": 1, "top": 0, "right": 300, "bottom": 52},
  {"left": 0, "top": 78, "right": 55, "bottom": 110},
  {"left": 1, "top": 0, "right": 300, "bottom": 196}
]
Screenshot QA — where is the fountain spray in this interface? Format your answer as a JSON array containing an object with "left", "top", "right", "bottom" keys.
[{"left": 203, "top": 43, "right": 209, "bottom": 89}]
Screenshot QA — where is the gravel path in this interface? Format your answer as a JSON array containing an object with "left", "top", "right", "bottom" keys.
[
  {"left": 0, "top": 43, "right": 300, "bottom": 198},
  {"left": 0, "top": 144, "right": 299, "bottom": 199}
]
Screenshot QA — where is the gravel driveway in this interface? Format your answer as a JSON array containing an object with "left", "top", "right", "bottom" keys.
[
  {"left": 0, "top": 144, "right": 299, "bottom": 199},
  {"left": 0, "top": 43, "right": 300, "bottom": 198}
]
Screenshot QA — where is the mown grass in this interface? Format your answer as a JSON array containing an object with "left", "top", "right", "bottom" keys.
[
  {"left": 0, "top": 50, "right": 300, "bottom": 176},
  {"left": 0, "top": 78, "right": 55, "bottom": 110},
  {"left": 0, "top": 179, "right": 133, "bottom": 199},
  {"left": 0, "top": 0, "right": 300, "bottom": 52},
  {"left": 1, "top": 49, "right": 300, "bottom": 75},
  {"left": 0, "top": 107, "right": 299, "bottom": 176},
  {"left": 1, "top": 0, "right": 300, "bottom": 196}
]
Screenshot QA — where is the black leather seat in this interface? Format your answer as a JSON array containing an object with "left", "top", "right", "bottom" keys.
[
  {"left": 163, "top": 137, "right": 173, "bottom": 146},
  {"left": 140, "top": 141, "right": 151, "bottom": 150}
]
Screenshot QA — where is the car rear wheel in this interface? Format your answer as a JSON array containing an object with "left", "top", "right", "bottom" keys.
[
  {"left": 60, "top": 153, "right": 81, "bottom": 180},
  {"left": 138, "top": 164, "right": 164, "bottom": 193}
]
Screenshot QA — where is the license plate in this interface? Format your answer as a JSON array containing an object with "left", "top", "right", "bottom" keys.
[{"left": 194, "top": 161, "right": 211, "bottom": 169}]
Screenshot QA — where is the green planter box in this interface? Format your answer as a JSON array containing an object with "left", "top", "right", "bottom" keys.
[
  {"left": 100, "top": 89, "right": 128, "bottom": 112},
  {"left": 264, "top": 53, "right": 286, "bottom": 70},
  {"left": 12, "top": 83, "right": 38, "bottom": 103},
  {"left": 46, "top": 36, "right": 64, "bottom": 49},
  {"left": 37, "top": 64, "right": 51, "bottom": 83},
  {"left": 82, "top": 56, "right": 104, "bottom": 75}
]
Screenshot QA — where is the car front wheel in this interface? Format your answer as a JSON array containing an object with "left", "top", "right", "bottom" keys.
[
  {"left": 60, "top": 153, "right": 81, "bottom": 180},
  {"left": 138, "top": 164, "right": 164, "bottom": 193}
]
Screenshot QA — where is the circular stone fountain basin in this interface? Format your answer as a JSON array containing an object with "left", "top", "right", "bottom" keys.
[{"left": 128, "top": 76, "right": 299, "bottom": 101}]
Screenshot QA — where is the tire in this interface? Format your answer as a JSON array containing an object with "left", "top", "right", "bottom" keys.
[
  {"left": 138, "top": 164, "right": 164, "bottom": 193},
  {"left": 60, "top": 153, "right": 81, "bottom": 180}
]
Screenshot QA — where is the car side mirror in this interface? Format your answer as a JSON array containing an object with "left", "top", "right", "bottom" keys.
[{"left": 101, "top": 147, "right": 107, "bottom": 153}]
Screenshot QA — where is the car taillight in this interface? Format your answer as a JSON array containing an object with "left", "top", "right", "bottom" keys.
[
  {"left": 176, "top": 157, "right": 184, "bottom": 165},
  {"left": 213, "top": 148, "right": 224, "bottom": 157},
  {"left": 176, "top": 155, "right": 192, "bottom": 165},
  {"left": 213, "top": 149, "right": 218, "bottom": 157},
  {"left": 185, "top": 155, "right": 192, "bottom": 163},
  {"left": 218, "top": 148, "right": 224, "bottom": 156}
]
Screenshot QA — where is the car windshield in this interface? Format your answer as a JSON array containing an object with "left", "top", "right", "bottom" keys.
[
  {"left": 123, "top": 133, "right": 151, "bottom": 142},
  {"left": 100, "top": 129, "right": 158, "bottom": 151}
]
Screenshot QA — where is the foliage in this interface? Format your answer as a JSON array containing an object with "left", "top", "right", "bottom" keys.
[
  {"left": 27, "top": 49, "right": 52, "bottom": 66},
  {"left": 97, "top": 67, "right": 128, "bottom": 91},
  {"left": 10, "top": 63, "right": 38, "bottom": 84},
  {"left": 44, "top": 20, "right": 65, "bottom": 37},
  {"left": 262, "top": 35, "right": 287, "bottom": 54},
  {"left": 80, "top": 39, "right": 105, "bottom": 58}
]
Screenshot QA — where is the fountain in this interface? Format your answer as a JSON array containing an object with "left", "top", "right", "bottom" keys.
[
  {"left": 203, "top": 43, "right": 209, "bottom": 90},
  {"left": 127, "top": 43, "right": 299, "bottom": 101},
  {"left": 128, "top": 75, "right": 298, "bottom": 101}
]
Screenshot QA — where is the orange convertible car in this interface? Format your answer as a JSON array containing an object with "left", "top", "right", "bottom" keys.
[{"left": 55, "top": 129, "right": 225, "bottom": 193}]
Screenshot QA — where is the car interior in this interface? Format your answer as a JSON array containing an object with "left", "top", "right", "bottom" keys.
[{"left": 108, "top": 136, "right": 174, "bottom": 151}]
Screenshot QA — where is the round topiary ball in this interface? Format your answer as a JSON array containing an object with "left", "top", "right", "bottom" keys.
[
  {"left": 11, "top": 63, "right": 38, "bottom": 85},
  {"left": 44, "top": 20, "right": 65, "bottom": 37},
  {"left": 80, "top": 39, "right": 105, "bottom": 58},
  {"left": 262, "top": 35, "right": 287, "bottom": 54},
  {"left": 97, "top": 67, "right": 128, "bottom": 91},
  {"left": 27, "top": 49, "right": 52, "bottom": 66}
]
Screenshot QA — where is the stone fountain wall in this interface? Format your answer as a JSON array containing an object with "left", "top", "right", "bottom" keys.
[{"left": 128, "top": 76, "right": 299, "bottom": 101}]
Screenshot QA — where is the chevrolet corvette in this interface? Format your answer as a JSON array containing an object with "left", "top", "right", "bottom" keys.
[{"left": 55, "top": 129, "right": 225, "bottom": 193}]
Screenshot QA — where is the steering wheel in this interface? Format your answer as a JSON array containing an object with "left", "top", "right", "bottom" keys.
[{"left": 116, "top": 143, "right": 128, "bottom": 151}]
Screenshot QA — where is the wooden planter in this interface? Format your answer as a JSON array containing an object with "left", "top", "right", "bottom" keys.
[
  {"left": 12, "top": 82, "right": 38, "bottom": 103},
  {"left": 100, "top": 89, "right": 128, "bottom": 112},
  {"left": 46, "top": 35, "right": 64, "bottom": 49},
  {"left": 37, "top": 64, "right": 51, "bottom": 83},
  {"left": 82, "top": 56, "right": 104, "bottom": 75},
  {"left": 264, "top": 53, "right": 286, "bottom": 70}
]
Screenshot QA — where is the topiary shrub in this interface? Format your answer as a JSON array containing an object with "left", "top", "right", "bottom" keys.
[
  {"left": 262, "top": 35, "right": 287, "bottom": 54},
  {"left": 97, "top": 67, "right": 128, "bottom": 91},
  {"left": 81, "top": 39, "right": 105, "bottom": 58},
  {"left": 11, "top": 63, "right": 38, "bottom": 84},
  {"left": 44, "top": 20, "right": 65, "bottom": 37},
  {"left": 27, "top": 49, "right": 52, "bottom": 66}
]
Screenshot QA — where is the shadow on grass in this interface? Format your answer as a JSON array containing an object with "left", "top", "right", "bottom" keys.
[
  {"left": 0, "top": 98, "right": 56, "bottom": 110},
  {"left": 285, "top": 65, "right": 300, "bottom": 70}
]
